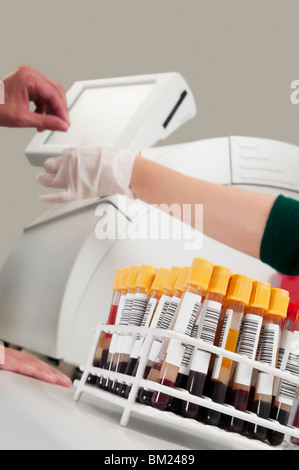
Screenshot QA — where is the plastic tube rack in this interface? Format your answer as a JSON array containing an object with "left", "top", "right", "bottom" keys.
[{"left": 74, "top": 323, "right": 299, "bottom": 450}]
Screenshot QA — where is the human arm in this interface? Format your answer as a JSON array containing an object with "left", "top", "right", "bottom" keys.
[
  {"left": 0, "top": 345, "right": 72, "bottom": 387},
  {"left": 36, "top": 146, "right": 299, "bottom": 275},
  {"left": 0, "top": 65, "right": 70, "bottom": 131},
  {"left": 130, "top": 156, "right": 276, "bottom": 260}
]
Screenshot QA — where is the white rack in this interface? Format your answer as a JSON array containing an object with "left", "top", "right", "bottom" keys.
[{"left": 74, "top": 323, "right": 299, "bottom": 450}]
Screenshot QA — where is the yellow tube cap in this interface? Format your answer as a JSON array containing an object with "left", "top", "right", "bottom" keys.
[
  {"left": 135, "top": 264, "right": 158, "bottom": 290},
  {"left": 164, "top": 266, "right": 182, "bottom": 292},
  {"left": 267, "top": 288, "right": 290, "bottom": 319},
  {"left": 112, "top": 268, "right": 124, "bottom": 291},
  {"left": 127, "top": 265, "right": 140, "bottom": 289},
  {"left": 118, "top": 267, "right": 130, "bottom": 290},
  {"left": 151, "top": 268, "right": 170, "bottom": 294},
  {"left": 208, "top": 266, "right": 231, "bottom": 296},
  {"left": 226, "top": 274, "right": 253, "bottom": 305},
  {"left": 188, "top": 258, "right": 214, "bottom": 291},
  {"left": 248, "top": 281, "right": 271, "bottom": 310},
  {"left": 174, "top": 266, "right": 192, "bottom": 293}
]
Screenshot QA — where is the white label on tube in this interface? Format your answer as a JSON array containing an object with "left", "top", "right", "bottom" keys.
[
  {"left": 146, "top": 295, "right": 174, "bottom": 362},
  {"left": 190, "top": 299, "right": 222, "bottom": 375},
  {"left": 129, "top": 293, "right": 149, "bottom": 326},
  {"left": 273, "top": 329, "right": 293, "bottom": 395},
  {"left": 276, "top": 330, "right": 299, "bottom": 406},
  {"left": 108, "top": 293, "right": 129, "bottom": 354},
  {"left": 233, "top": 314, "right": 263, "bottom": 387},
  {"left": 121, "top": 293, "right": 149, "bottom": 355},
  {"left": 212, "top": 308, "right": 233, "bottom": 380},
  {"left": 114, "top": 292, "right": 135, "bottom": 354},
  {"left": 129, "top": 297, "right": 158, "bottom": 360},
  {"left": 140, "top": 295, "right": 172, "bottom": 361},
  {"left": 165, "top": 291, "right": 202, "bottom": 368},
  {"left": 256, "top": 323, "right": 280, "bottom": 395}
]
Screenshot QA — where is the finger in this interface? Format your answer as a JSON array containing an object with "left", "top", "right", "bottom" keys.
[
  {"left": 29, "top": 77, "right": 70, "bottom": 125},
  {"left": 39, "top": 191, "right": 75, "bottom": 204},
  {"left": 36, "top": 71, "right": 70, "bottom": 124},
  {"left": 44, "top": 156, "right": 63, "bottom": 174},
  {"left": 23, "top": 111, "right": 68, "bottom": 131}
]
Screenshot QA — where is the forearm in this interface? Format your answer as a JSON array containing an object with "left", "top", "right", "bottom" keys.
[{"left": 130, "top": 156, "right": 276, "bottom": 259}]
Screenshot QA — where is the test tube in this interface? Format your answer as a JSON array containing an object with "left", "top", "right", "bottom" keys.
[
  {"left": 112, "top": 264, "right": 158, "bottom": 394},
  {"left": 137, "top": 266, "right": 184, "bottom": 405},
  {"left": 96, "top": 267, "right": 130, "bottom": 389},
  {"left": 226, "top": 281, "right": 271, "bottom": 433},
  {"left": 247, "top": 288, "right": 289, "bottom": 442},
  {"left": 118, "top": 267, "right": 171, "bottom": 397},
  {"left": 205, "top": 274, "right": 253, "bottom": 426},
  {"left": 291, "top": 401, "right": 299, "bottom": 446},
  {"left": 151, "top": 258, "right": 214, "bottom": 411},
  {"left": 181, "top": 266, "right": 231, "bottom": 419},
  {"left": 268, "top": 304, "right": 299, "bottom": 446},
  {"left": 89, "top": 268, "right": 124, "bottom": 377},
  {"left": 101, "top": 265, "right": 139, "bottom": 391}
]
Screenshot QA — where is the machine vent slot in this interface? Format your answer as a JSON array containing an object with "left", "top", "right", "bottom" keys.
[{"left": 163, "top": 90, "right": 188, "bottom": 129}]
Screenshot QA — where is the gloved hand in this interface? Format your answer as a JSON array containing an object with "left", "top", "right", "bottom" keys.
[{"left": 36, "top": 144, "right": 137, "bottom": 203}]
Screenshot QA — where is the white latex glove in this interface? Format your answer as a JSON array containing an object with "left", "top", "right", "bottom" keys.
[{"left": 36, "top": 144, "right": 137, "bottom": 203}]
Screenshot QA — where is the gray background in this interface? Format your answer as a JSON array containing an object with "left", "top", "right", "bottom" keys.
[{"left": 0, "top": 0, "right": 298, "bottom": 267}]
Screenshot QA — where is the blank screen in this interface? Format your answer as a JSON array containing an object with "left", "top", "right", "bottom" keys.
[{"left": 46, "top": 83, "right": 153, "bottom": 146}]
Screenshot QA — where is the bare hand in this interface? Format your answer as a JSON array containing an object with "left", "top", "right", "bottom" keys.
[
  {"left": 0, "top": 346, "right": 72, "bottom": 388},
  {"left": 0, "top": 65, "right": 70, "bottom": 132}
]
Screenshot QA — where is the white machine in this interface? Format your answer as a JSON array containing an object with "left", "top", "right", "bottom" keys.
[{"left": 0, "top": 72, "right": 298, "bottom": 368}]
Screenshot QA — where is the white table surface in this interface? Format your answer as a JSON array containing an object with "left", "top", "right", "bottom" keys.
[
  {"left": 0, "top": 371, "right": 209, "bottom": 450},
  {"left": 0, "top": 370, "right": 286, "bottom": 451}
]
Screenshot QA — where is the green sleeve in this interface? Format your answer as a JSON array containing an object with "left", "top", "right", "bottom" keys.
[{"left": 260, "top": 195, "right": 299, "bottom": 275}]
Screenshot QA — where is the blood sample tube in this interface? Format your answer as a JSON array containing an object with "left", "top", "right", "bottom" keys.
[
  {"left": 205, "top": 274, "right": 253, "bottom": 426},
  {"left": 112, "top": 264, "right": 158, "bottom": 394},
  {"left": 151, "top": 258, "right": 214, "bottom": 411},
  {"left": 247, "top": 288, "right": 289, "bottom": 442},
  {"left": 93, "top": 268, "right": 124, "bottom": 368},
  {"left": 118, "top": 267, "right": 170, "bottom": 397},
  {"left": 181, "top": 265, "right": 231, "bottom": 419},
  {"left": 137, "top": 266, "right": 184, "bottom": 405},
  {"left": 291, "top": 401, "right": 299, "bottom": 446},
  {"left": 269, "top": 303, "right": 298, "bottom": 402},
  {"left": 102, "top": 265, "right": 139, "bottom": 391},
  {"left": 96, "top": 267, "right": 130, "bottom": 389},
  {"left": 226, "top": 281, "right": 271, "bottom": 433},
  {"left": 268, "top": 305, "right": 299, "bottom": 446}
]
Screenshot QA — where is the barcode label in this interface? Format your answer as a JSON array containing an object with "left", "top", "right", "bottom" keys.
[
  {"left": 233, "top": 314, "right": 263, "bottom": 386},
  {"left": 277, "top": 353, "right": 299, "bottom": 405},
  {"left": 148, "top": 296, "right": 180, "bottom": 363},
  {"left": 165, "top": 291, "right": 202, "bottom": 368},
  {"left": 199, "top": 300, "right": 222, "bottom": 344},
  {"left": 108, "top": 293, "right": 130, "bottom": 354},
  {"left": 129, "top": 293, "right": 149, "bottom": 327},
  {"left": 258, "top": 323, "right": 279, "bottom": 366},
  {"left": 121, "top": 293, "right": 150, "bottom": 355},
  {"left": 139, "top": 295, "right": 171, "bottom": 362},
  {"left": 160, "top": 297, "right": 181, "bottom": 330},
  {"left": 188, "top": 300, "right": 222, "bottom": 375},
  {"left": 256, "top": 323, "right": 280, "bottom": 395},
  {"left": 141, "top": 297, "right": 156, "bottom": 327},
  {"left": 119, "top": 293, "right": 135, "bottom": 326},
  {"left": 238, "top": 314, "right": 263, "bottom": 359},
  {"left": 181, "top": 317, "right": 200, "bottom": 368},
  {"left": 276, "top": 330, "right": 299, "bottom": 405}
]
